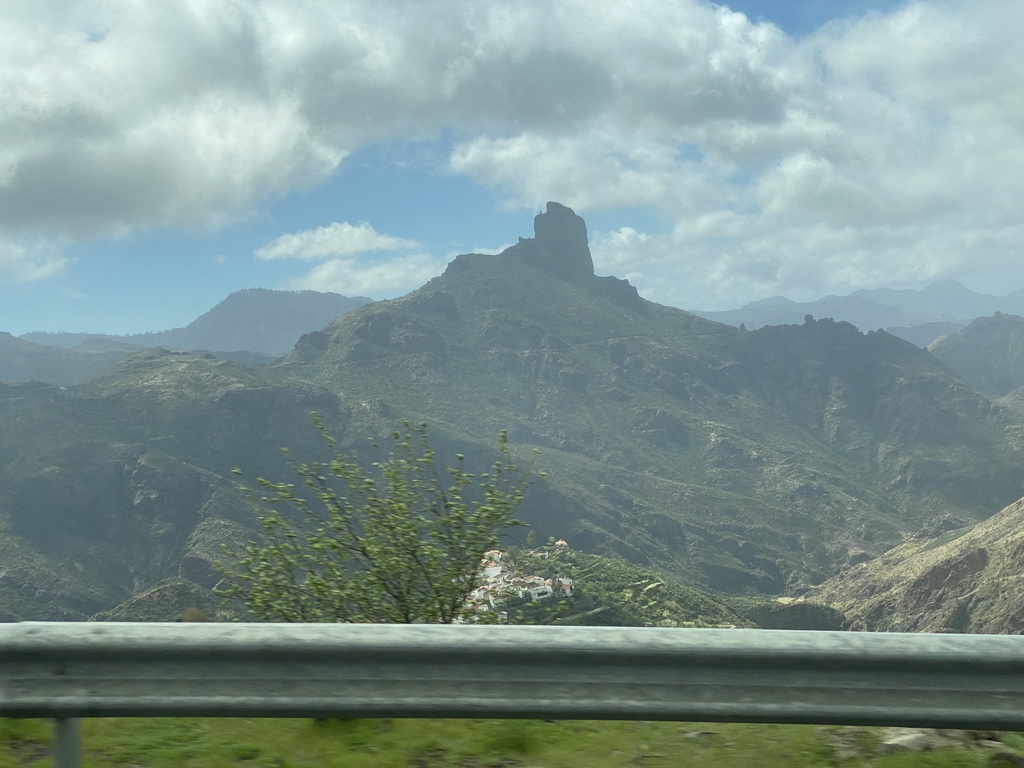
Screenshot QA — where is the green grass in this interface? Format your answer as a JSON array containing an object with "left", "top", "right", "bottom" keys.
[{"left": 2, "top": 718, "right": 1020, "bottom": 767}]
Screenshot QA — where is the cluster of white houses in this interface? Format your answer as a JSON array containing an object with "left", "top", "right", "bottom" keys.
[{"left": 462, "top": 543, "right": 574, "bottom": 620}]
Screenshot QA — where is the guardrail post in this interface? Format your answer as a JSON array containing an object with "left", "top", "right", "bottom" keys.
[{"left": 52, "top": 718, "right": 80, "bottom": 768}]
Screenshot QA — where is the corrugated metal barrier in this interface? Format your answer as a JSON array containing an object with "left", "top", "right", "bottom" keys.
[{"left": 2, "top": 623, "right": 1024, "bottom": 767}]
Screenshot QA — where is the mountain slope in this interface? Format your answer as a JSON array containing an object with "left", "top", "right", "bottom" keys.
[
  {"left": 805, "top": 496, "right": 1024, "bottom": 634},
  {"left": 0, "top": 343, "right": 383, "bottom": 620},
  {"left": 927, "top": 313, "right": 1024, "bottom": 397},
  {"left": 0, "top": 379, "right": 255, "bottom": 619},
  {"left": 277, "top": 202, "right": 1024, "bottom": 593}
]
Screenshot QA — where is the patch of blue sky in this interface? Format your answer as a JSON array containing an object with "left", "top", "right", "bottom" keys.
[
  {"left": 4, "top": 141, "right": 514, "bottom": 336},
  {"left": 721, "top": 0, "right": 910, "bottom": 37},
  {"left": 21, "top": 227, "right": 278, "bottom": 336},
  {"left": 272, "top": 141, "right": 526, "bottom": 256}
]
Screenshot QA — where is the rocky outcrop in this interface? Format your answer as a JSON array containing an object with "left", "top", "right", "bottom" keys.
[
  {"left": 349, "top": 309, "right": 447, "bottom": 357},
  {"left": 503, "top": 201, "right": 644, "bottom": 311},
  {"left": 515, "top": 201, "right": 595, "bottom": 282}
]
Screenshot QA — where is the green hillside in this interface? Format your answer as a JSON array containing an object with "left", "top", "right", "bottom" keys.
[{"left": 505, "top": 545, "right": 750, "bottom": 628}]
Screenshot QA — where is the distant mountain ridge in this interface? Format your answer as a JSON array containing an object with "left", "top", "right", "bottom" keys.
[
  {"left": 0, "top": 332, "right": 134, "bottom": 385},
  {"left": 3, "top": 289, "right": 371, "bottom": 385},
  {"left": 20, "top": 288, "right": 371, "bottom": 355},
  {"left": 693, "top": 280, "right": 1024, "bottom": 346}
]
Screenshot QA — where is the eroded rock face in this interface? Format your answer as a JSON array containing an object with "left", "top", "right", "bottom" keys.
[
  {"left": 515, "top": 201, "right": 595, "bottom": 282},
  {"left": 806, "top": 497, "right": 1024, "bottom": 634}
]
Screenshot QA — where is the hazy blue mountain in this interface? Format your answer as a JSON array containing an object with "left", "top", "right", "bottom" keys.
[
  {"left": 0, "top": 332, "right": 136, "bottom": 385},
  {"left": 5, "top": 289, "right": 372, "bottom": 385},
  {"left": 694, "top": 295, "right": 913, "bottom": 332},
  {"left": 18, "top": 332, "right": 136, "bottom": 349},
  {"left": 692, "top": 280, "right": 1024, "bottom": 347},
  {"left": 21, "top": 288, "right": 371, "bottom": 355},
  {"left": 927, "top": 313, "right": 1024, "bottom": 396},
  {"left": 853, "top": 280, "right": 1009, "bottom": 320}
]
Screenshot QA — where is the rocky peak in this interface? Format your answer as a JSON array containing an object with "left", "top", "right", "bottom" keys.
[
  {"left": 515, "top": 201, "right": 595, "bottom": 282},
  {"left": 441, "top": 201, "right": 644, "bottom": 311}
]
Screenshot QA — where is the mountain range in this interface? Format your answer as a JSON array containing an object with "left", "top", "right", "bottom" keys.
[
  {"left": 694, "top": 280, "right": 1024, "bottom": 347},
  {"left": 3, "top": 202, "right": 1024, "bottom": 631}
]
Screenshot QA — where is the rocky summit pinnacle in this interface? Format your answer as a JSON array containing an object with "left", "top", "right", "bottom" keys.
[{"left": 515, "top": 201, "right": 595, "bottom": 282}]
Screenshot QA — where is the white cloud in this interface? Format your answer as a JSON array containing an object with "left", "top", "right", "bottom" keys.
[
  {"left": 2, "top": 0, "right": 1023, "bottom": 305},
  {"left": 467, "top": 244, "right": 513, "bottom": 257},
  {"left": 261, "top": 218, "right": 441, "bottom": 296},
  {"left": 59, "top": 286, "right": 88, "bottom": 300},
  {"left": 447, "top": 1, "right": 1024, "bottom": 306},
  {"left": 255, "top": 222, "right": 420, "bottom": 261},
  {"left": 0, "top": 236, "right": 69, "bottom": 283},
  {"left": 287, "top": 252, "right": 447, "bottom": 298},
  {"left": 0, "top": 0, "right": 342, "bottom": 282}
]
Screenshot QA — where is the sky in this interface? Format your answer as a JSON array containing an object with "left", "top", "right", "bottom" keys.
[{"left": 2, "top": 0, "right": 1023, "bottom": 335}]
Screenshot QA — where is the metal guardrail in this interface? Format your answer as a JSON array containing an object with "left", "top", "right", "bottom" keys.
[{"left": 2, "top": 623, "right": 1024, "bottom": 766}]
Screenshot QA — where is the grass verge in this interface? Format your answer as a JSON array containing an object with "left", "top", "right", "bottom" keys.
[{"left": 1, "top": 717, "right": 1022, "bottom": 767}]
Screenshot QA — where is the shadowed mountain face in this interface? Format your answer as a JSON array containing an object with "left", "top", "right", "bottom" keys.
[
  {"left": 0, "top": 357, "right": 343, "bottom": 620},
  {"left": 3, "top": 203, "right": 1024, "bottom": 619}
]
